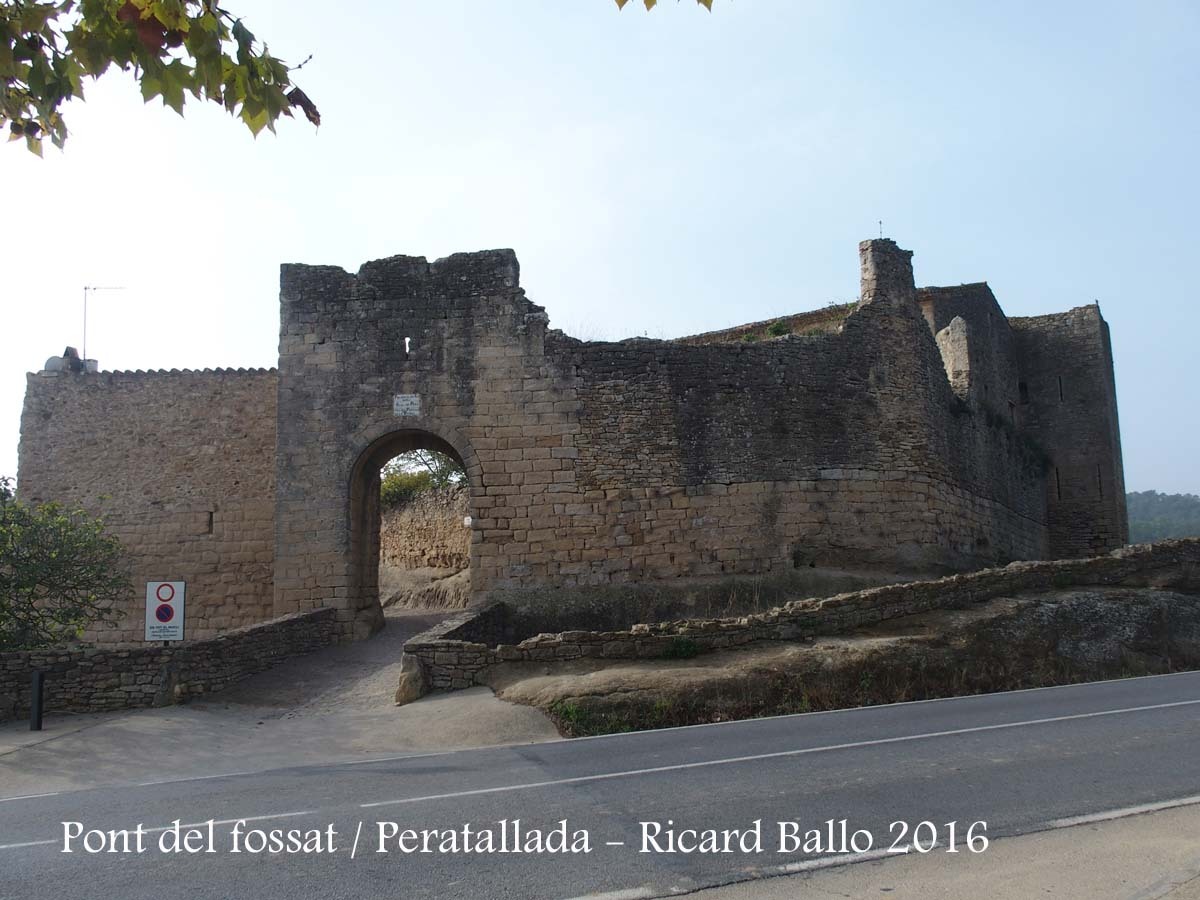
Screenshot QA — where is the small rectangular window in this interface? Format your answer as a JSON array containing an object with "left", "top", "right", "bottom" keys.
[
  {"left": 1055, "top": 467, "right": 1062, "bottom": 502},
  {"left": 1058, "top": 376, "right": 1064, "bottom": 402}
]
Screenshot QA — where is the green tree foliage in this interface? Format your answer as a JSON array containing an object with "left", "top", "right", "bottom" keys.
[
  {"left": 3, "top": 0, "right": 717, "bottom": 155},
  {"left": 0, "top": 478, "right": 129, "bottom": 650},
  {"left": 380, "top": 468, "right": 432, "bottom": 509},
  {"left": 1127, "top": 491, "right": 1200, "bottom": 543},
  {"left": 1, "top": 0, "right": 319, "bottom": 155},
  {"left": 380, "top": 450, "right": 465, "bottom": 510}
]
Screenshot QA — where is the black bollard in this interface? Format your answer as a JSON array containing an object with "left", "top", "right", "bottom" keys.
[{"left": 30, "top": 671, "right": 44, "bottom": 732}]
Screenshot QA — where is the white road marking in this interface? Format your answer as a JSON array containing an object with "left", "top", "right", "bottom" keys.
[
  {"left": 1043, "top": 794, "right": 1200, "bottom": 829},
  {"left": 136, "top": 771, "right": 253, "bottom": 787},
  {"left": 0, "top": 792, "right": 60, "bottom": 803},
  {"left": 775, "top": 844, "right": 915, "bottom": 874},
  {"left": 559, "top": 889, "right": 657, "bottom": 900},
  {"left": 361, "top": 697, "right": 1200, "bottom": 808},
  {"left": 0, "top": 839, "right": 57, "bottom": 850}
]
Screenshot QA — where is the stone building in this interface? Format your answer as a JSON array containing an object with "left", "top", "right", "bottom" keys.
[{"left": 17, "top": 240, "right": 1127, "bottom": 644}]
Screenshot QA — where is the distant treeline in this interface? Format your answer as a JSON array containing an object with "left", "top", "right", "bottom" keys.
[{"left": 1127, "top": 491, "right": 1200, "bottom": 543}]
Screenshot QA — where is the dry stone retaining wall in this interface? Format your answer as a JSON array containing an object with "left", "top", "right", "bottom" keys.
[
  {"left": 0, "top": 608, "right": 336, "bottom": 723},
  {"left": 399, "top": 540, "right": 1200, "bottom": 695}
]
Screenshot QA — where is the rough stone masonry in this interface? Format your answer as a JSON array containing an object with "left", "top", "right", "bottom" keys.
[{"left": 17, "top": 240, "right": 1127, "bottom": 644}]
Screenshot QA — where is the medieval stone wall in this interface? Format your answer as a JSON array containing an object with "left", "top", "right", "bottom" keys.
[
  {"left": 563, "top": 243, "right": 1047, "bottom": 580},
  {"left": 17, "top": 369, "right": 278, "bottom": 642},
  {"left": 675, "top": 302, "right": 855, "bottom": 345},
  {"left": 919, "top": 283, "right": 1021, "bottom": 413},
  {"left": 16, "top": 239, "right": 1125, "bottom": 644},
  {"left": 1011, "top": 306, "right": 1129, "bottom": 557}
]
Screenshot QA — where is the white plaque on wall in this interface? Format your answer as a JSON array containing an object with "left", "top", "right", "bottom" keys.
[{"left": 393, "top": 394, "right": 421, "bottom": 417}]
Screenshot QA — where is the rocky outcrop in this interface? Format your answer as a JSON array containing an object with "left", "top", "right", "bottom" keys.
[
  {"left": 380, "top": 487, "right": 469, "bottom": 572},
  {"left": 382, "top": 569, "right": 471, "bottom": 611},
  {"left": 519, "top": 586, "right": 1200, "bottom": 736}
]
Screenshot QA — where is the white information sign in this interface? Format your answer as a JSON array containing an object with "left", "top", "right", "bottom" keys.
[
  {"left": 393, "top": 394, "right": 421, "bottom": 417},
  {"left": 145, "top": 581, "right": 185, "bottom": 641}
]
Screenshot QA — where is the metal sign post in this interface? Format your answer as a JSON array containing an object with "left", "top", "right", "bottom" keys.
[{"left": 30, "top": 671, "right": 44, "bottom": 731}]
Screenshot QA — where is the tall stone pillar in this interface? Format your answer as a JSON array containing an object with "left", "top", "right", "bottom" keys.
[{"left": 859, "top": 239, "right": 916, "bottom": 307}]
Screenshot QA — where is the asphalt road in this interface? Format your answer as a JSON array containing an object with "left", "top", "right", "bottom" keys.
[{"left": 3, "top": 672, "right": 1200, "bottom": 900}]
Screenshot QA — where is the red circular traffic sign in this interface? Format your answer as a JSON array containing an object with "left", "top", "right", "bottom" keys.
[
  {"left": 156, "top": 583, "right": 175, "bottom": 603},
  {"left": 155, "top": 604, "right": 175, "bottom": 623}
]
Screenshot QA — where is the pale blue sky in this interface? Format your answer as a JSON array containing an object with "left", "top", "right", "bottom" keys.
[{"left": 3, "top": 1, "right": 1196, "bottom": 492}]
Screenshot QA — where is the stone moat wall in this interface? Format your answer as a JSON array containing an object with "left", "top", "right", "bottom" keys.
[
  {"left": 17, "top": 240, "right": 1128, "bottom": 643},
  {"left": 400, "top": 540, "right": 1200, "bottom": 693}
]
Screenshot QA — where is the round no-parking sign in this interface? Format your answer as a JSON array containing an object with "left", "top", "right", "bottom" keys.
[{"left": 145, "top": 581, "right": 185, "bottom": 641}]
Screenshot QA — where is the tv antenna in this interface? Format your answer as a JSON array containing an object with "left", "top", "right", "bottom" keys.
[
  {"left": 879, "top": 220, "right": 884, "bottom": 239},
  {"left": 83, "top": 285, "right": 125, "bottom": 363}
]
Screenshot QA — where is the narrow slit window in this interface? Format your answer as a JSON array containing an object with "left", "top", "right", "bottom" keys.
[
  {"left": 1058, "top": 375, "right": 1064, "bottom": 402},
  {"left": 206, "top": 511, "right": 214, "bottom": 534},
  {"left": 1096, "top": 465, "right": 1103, "bottom": 498},
  {"left": 1018, "top": 381, "right": 1029, "bottom": 404},
  {"left": 404, "top": 336, "right": 412, "bottom": 354},
  {"left": 1055, "top": 467, "right": 1062, "bottom": 501}
]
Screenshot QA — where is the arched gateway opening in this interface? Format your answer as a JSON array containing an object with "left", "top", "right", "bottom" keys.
[{"left": 348, "top": 429, "right": 477, "bottom": 636}]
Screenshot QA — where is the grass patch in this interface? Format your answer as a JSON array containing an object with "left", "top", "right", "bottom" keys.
[{"left": 662, "top": 637, "right": 700, "bottom": 659}]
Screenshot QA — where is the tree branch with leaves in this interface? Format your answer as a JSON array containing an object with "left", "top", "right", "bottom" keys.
[
  {"left": 1, "top": 0, "right": 318, "bottom": 155},
  {"left": 0, "top": 478, "right": 130, "bottom": 650},
  {"left": 2, "top": 0, "right": 720, "bottom": 155}
]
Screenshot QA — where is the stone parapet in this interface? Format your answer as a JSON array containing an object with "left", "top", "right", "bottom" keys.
[{"left": 0, "top": 608, "right": 336, "bottom": 722}]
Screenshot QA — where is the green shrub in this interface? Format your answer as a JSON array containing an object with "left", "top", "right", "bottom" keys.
[
  {"left": 380, "top": 469, "right": 433, "bottom": 508},
  {"left": 767, "top": 321, "right": 791, "bottom": 337},
  {"left": 0, "top": 478, "right": 128, "bottom": 650},
  {"left": 379, "top": 449, "right": 465, "bottom": 509}
]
